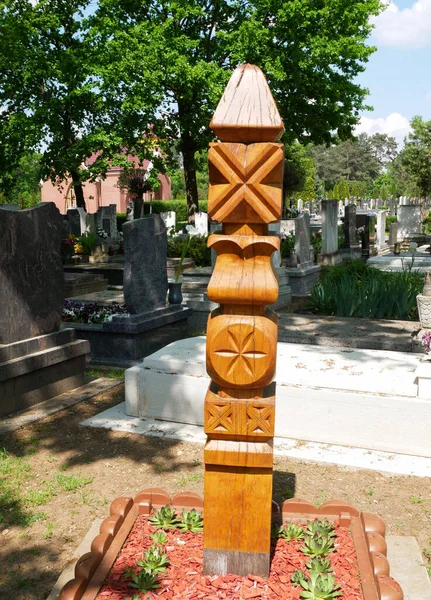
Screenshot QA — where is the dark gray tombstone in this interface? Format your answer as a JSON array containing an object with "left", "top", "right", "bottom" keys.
[
  {"left": 67, "top": 208, "right": 82, "bottom": 237},
  {"left": 123, "top": 215, "right": 168, "bottom": 314},
  {"left": 343, "top": 204, "right": 357, "bottom": 248},
  {"left": 0, "top": 203, "right": 64, "bottom": 344},
  {"left": 362, "top": 214, "right": 377, "bottom": 257},
  {"left": 294, "top": 213, "right": 311, "bottom": 265}
]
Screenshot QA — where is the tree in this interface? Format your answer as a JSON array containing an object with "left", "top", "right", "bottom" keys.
[
  {"left": 0, "top": 152, "right": 42, "bottom": 208},
  {"left": 311, "top": 134, "right": 381, "bottom": 190},
  {"left": 401, "top": 117, "right": 431, "bottom": 199},
  {"left": 95, "top": 0, "right": 382, "bottom": 220},
  {"left": 283, "top": 142, "right": 308, "bottom": 206},
  {"left": 368, "top": 133, "right": 398, "bottom": 167},
  {"left": 0, "top": 0, "right": 157, "bottom": 210},
  {"left": 117, "top": 167, "right": 160, "bottom": 219}
]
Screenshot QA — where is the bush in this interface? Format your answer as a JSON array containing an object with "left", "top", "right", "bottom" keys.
[
  {"left": 386, "top": 215, "right": 397, "bottom": 233},
  {"left": 281, "top": 232, "right": 295, "bottom": 257},
  {"left": 310, "top": 262, "right": 423, "bottom": 320},
  {"left": 117, "top": 212, "right": 127, "bottom": 231},
  {"left": 151, "top": 200, "right": 208, "bottom": 222},
  {"left": 167, "top": 234, "right": 211, "bottom": 267},
  {"left": 423, "top": 214, "right": 431, "bottom": 235}
]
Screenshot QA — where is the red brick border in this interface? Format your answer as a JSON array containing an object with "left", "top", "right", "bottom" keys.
[{"left": 59, "top": 492, "right": 403, "bottom": 600}]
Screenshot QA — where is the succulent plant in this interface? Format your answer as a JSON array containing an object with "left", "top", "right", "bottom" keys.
[
  {"left": 306, "top": 556, "right": 333, "bottom": 574},
  {"left": 137, "top": 544, "right": 169, "bottom": 574},
  {"left": 299, "top": 572, "right": 342, "bottom": 600},
  {"left": 177, "top": 508, "right": 203, "bottom": 532},
  {"left": 125, "top": 568, "right": 161, "bottom": 593},
  {"left": 278, "top": 522, "right": 305, "bottom": 540},
  {"left": 148, "top": 505, "right": 179, "bottom": 530},
  {"left": 291, "top": 569, "right": 307, "bottom": 586},
  {"left": 301, "top": 532, "right": 335, "bottom": 558},
  {"left": 150, "top": 531, "right": 168, "bottom": 544},
  {"left": 305, "top": 518, "right": 336, "bottom": 538}
]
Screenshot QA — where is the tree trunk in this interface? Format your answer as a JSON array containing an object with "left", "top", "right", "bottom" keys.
[
  {"left": 177, "top": 100, "right": 199, "bottom": 223},
  {"left": 183, "top": 145, "right": 199, "bottom": 223},
  {"left": 70, "top": 170, "right": 86, "bottom": 211},
  {"left": 134, "top": 195, "right": 143, "bottom": 220}
]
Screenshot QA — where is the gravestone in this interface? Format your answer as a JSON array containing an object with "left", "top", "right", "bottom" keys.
[
  {"left": 67, "top": 208, "right": 82, "bottom": 237},
  {"left": 397, "top": 205, "right": 422, "bottom": 239},
  {"left": 96, "top": 204, "right": 117, "bottom": 238},
  {"left": 321, "top": 200, "right": 338, "bottom": 255},
  {"left": 160, "top": 211, "right": 176, "bottom": 233},
  {"left": 0, "top": 203, "right": 90, "bottom": 417},
  {"left": 376, "top": 211, "right": 388, "bottom": 250},
  {"left": 342, "top": 204, "right": 356, "bottom": 248},
  {"left": 389, "top": 222, "right": 398, "bottom": 246},
  {"left": 0, "top": 203, "right": 64, "bottom": 344},
  {"left": 294, "top": 213, "right": 311, "bottom": 265},
  {"left": 123, "top": 214, "right": 168, "bottom": 313},
  {"left": 297, "top": 198, "right": 303, "bottom": 212},
  {"left": 362, "top": 214, "right": 377, "bottom": 257},
  {"left": 195, "top": 211, "right": 209, "bottom": 235},
  {"left": 338, "top": 200, "right": 344, "bottom": 217},
  {"left": 0, "top": 204, "right": 20, "bottom": 211}
]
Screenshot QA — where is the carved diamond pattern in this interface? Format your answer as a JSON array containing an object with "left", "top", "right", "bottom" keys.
[
  {"left": 208, "top": 142, "right": 283, "bottom": 223},
  {"left": 205, "top": 402, "right": 234, "bottom": 434},
  {"left": 245, "top": 405, "right": 274, "bottom": 436}
]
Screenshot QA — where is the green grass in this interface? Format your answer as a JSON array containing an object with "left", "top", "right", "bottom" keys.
[
  {"left": 86, "top": 367, "right": 125, "bottom": 380},
  {"left": 55, "top": 473, "right": 93, "bottom": 492},
  {"left": 0, "top": 447, "right": 94, "bottom": 527}
]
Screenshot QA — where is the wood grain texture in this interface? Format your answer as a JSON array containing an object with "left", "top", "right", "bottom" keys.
[
  {"left": 210, "top": 64, "right": 284, "bottom": 143},
  {"left": 206, "top": 310, "right": 277, "bottom": 389},
  {"left": 207, "top": 234, "right": 279, "bottom": 306},
  {"left": 208, "top": 142, "right": 283, "bottom": 224},
  {"left": 204, "top": 64, "right": 282, "bottom": 577},
  {"left": 204, "top": 382, "right": 275, "bottom": 440},
  {"left": 204, "top": 464, "right": 273, "bottom": 553}
]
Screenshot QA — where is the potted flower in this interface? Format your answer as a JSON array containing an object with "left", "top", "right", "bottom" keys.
[
  {"left": 281, "top": 232, "right": 297, "bottom": 267},
  {"left": 168, "top": 235, "right": 190, "bottom": 304},
  {"left": 97, "top": 227, "right": 109, "bottom": 253}
]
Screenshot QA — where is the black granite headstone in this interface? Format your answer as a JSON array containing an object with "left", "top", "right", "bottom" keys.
[
  {"left": 123, "top": 215, "right": 168, "bottom": 314},
  {"left": 0, "top": 203, "right": 65, "bottom": 344},
  {"left": 67, "top": 209, "right": 81, "bottom": 236},
  {"left": 343, "top": 204, "right": 356, "bottom": 248}
]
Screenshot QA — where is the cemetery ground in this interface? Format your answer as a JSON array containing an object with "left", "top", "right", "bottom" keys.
[{"left": 0, "top": 375, "right": 430, "bottom": 599}]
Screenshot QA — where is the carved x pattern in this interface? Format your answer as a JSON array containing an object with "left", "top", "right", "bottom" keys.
[{"left": 208, "top": 142, "right": 283, "bottom": 223}]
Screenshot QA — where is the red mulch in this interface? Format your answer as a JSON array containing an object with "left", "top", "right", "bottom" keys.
[{"left": 97, "top": 517, "right": 363, "bottom": 599}]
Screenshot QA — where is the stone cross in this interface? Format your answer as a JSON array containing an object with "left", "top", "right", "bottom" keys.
[{"left": 204, "top": 64, "right": 283, "bottom": 578}]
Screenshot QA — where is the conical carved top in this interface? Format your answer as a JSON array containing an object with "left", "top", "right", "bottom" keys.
[{"left": 210, "top": 64, "right": 284, "bottom": 143}]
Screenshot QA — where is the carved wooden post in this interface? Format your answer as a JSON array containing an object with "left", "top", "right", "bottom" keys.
[{"left": 203, "top": 64, "right": 284, "bottom": 577}]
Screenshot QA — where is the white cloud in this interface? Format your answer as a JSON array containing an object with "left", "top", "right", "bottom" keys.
[
  {"left": 372, "top": 0, "right": 431, "bottom": 47},
  {"left": 355, "top": 112, "right": 412, "bottom": 145}
]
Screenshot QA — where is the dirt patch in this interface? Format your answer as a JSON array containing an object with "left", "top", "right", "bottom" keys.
[{"left": 1, "top": 383, "right": 430, "bottom": 599}]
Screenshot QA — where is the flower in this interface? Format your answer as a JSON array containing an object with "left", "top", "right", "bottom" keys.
[
  {"left": 421, "top": 331, "right": 431, "bottom": 354},
  {"left": 96, "top": 227, "right": 109, "bottom": 239}
]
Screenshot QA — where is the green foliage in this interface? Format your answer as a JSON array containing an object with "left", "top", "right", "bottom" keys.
[
  {"left": 291, "top": 569, "right": 307, "bottom": 586},
  {"left": 310, "top": 262, "right": 423, "bottom": 320},
  {"left": 116, "top": 213, "right": 127, "bottom": 231},
  {"left": 401, "top": 117, "right": 431, "bottom": 198},
  {"left": 77, "top": 233, "right": 96, "bottom": 255},
  {"left": 94, "top": 0, "right": 382, "bottom": 215},
  {"left": 125, "top": 567, "right": 161, "bottom": 593},
  {"left": 299, "top": 572, "right": 342, "bottom": 600},
  {"left": 177, "top": 508, "right": 203, "bottom": 533},
  {"left": 301, "top": 532, "right": 336, "bottom": 558},
  {"left": 311, "top": 232, "right": 322, "bottom": 256},
  {"left": 0, "top": 152, "right": 42, "bottom": 208},
  {"left": 137, "top": 544, "right": 169, "bottom": 574},
  {"left": 149, "top": 531, "right": 168, "bottom": 545},
  {"left": 148, "top": 505, "right": 179, "bottom": 530},
  {"left": 306, "top": 557, "right": 333, "bottom": 574},
  {"left": 278, "top": 523, "right": 305, "bottom": 540},
  {"left": 386, "top": 215, "right": 397, "bottom": 233},
  {"left": 167, "top": 235, "right": 211, "bottom": 268},
  {"left": 281, "top": 232, "right": 296, "bottom": 258},
  {"left": 305, "top": 519, "right": 336, "bottom": 538},
  {"left": 423, "top": 214, "right": 431, "bottom": 235},
  {"left": 151, "top": 201, "right": 208, "bottom": 223}
]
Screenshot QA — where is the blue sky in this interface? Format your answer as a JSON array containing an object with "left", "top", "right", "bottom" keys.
[{"left": 355, "top": 0, "right": 431, "bottom": 144}]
